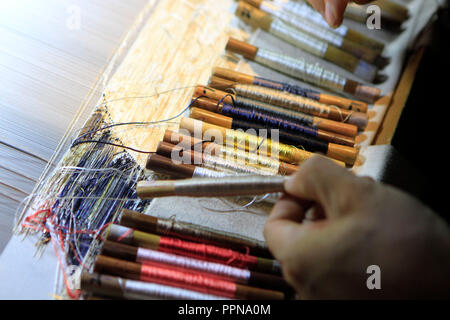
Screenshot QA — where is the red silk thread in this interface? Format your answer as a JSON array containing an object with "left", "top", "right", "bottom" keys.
[
  {"left": 158, "top": 236, "right": 258, "bottom": 269},
  {"left": 139, "top": 263, "right": 237, "bottom": 297}
]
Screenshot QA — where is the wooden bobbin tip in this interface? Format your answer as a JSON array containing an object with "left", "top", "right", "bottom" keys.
[
  {"left": 208, "top": 76, "right": 236, "bottom": 91},
  {"left": 355, "top": 85, "right": 381, "bottom": 104},
  {"left": 190, "top": 108, "right": 233, "bottom": 129},
  {"left": 80, "top": 272, "right": 125, "bottom": 299},
  {"left": 212, "top": 67, "right": 254, "bottom": 84},
  {"left": 348, "top": 111, "right": 369, "bottom": 131},
  {"left": 327, "top": 144, "right": 359, "bottom": 167},
  {"left": 236, "top": 1, "right": 273, "bottom": 31},
  {"left": 137, "top": 180, "right": 176, "bottom": 199},
  {"left": 226, "top": 37, "right": 258, "bottom": 60},
  {"left": 146, "top": 153, "right": 196, "bottom": 178}
]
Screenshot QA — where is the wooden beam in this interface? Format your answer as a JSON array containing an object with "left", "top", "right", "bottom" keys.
[{"left": 374, "top": 47, "right": 425, "bottom": 145}]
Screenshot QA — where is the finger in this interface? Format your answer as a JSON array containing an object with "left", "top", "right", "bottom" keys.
[
  {"left": 307, "top": 0, "right": 326, "bottom": 15},
  {"left": 304, "top": 204, "right": 326, "bottom": 222},
  {"left": 264, "top": 196, "right": 311, "bottom": 260},
  {"left": 324, "top": 0, "right": 350, "bottom": 28},
  {"left": 267, "top": 194, "right": 311, "bottom": 224},
  {"left": 284, "top": 156, "right": 357, "bottom": 218}
]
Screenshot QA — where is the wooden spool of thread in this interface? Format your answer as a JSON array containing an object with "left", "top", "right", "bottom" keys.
[
  {"left": 179, "top": 117, "right": 347, "bottom": 167},
  {"left": 156, "top": 141, "right": 284, "bottom": 176},
  {"left": 211, "top": 67, "right": 368, "bottom": 112},
  {"left": 146, "top": 153, "right": 231, "bottom": 179},
  {"left": 195, "top": 87, "right": 358, "bottom": 138},
  {"left": 235, "top": 1, "right": 379, "bottom": 83},
  {"left": 209, "top": 75, "right": 368, "bottom": 115},
  {"left": 195, "top": 84, "right": 369, "bottom": 131},
  {"left": 81, "top": 272, "right": 226, "bottom": 300},
  {"left": 146, "top": 152, "right": 280, "bottom": 204},
  {"left": 346, "top": 1, "right": 407, "bottom": 32},
  {"left": 163, "top": 130, "right": 299, "bottom": 176},
  {"left": 137, "top": 176, "right": 287, "bottom": 201},
  {"left": 189, "top": 107, "right": 358, "bottom": 165},
  {"left": 100, "top": 240, "right": 291, "bottom": 292},
  {"left": 106, "top": 224, "right": 282, "bottom": 275},
  {"left": 192, "top": 96, "right": 356, "bottom": 147},
  {"left": 194, "top": 85, "right": 361, "bottom": 135},
  {"left": 374, "top": 0, "right": 410, "bottom": 21},
  {"left": 242, "top": 0, "right": 385, "bottom": 55},
  {"left": 119, "top": 209, "right": 272, "bottom": 258},
  {"left": 226, "top": 37, "right": 381, "bottom": 103},
  {"left": 93, "top": 255, "right": 284, "bottom": 299}
]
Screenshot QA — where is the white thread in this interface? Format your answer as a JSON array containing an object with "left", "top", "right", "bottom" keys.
[
  {"left": 255, "top": 49, "right": 347, "bottom": 92},
  {"left": 260, "top": 1, "right": 344, "bottom": 47},
  {"left": 119, "top": 278, "right": 226, "bottom": 300},
  {"left": 270, "top": 19, "right": 328, "bottom": 57},
  {"left": 282, "top": 1, "right": 349, "bottom": 36},
  {"left": 58, "top": 166, "right": 136, "bottom": 180},
  {"left": 199, "top": 197, "right": 271, "bottom": 214},
  {"left": 192, "top": 166, "right": 230, "bottom": 178}
]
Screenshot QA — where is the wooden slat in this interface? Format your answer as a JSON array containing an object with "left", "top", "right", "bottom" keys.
[{"left": 374, "top": 47, "right": 426, "bottom": 145}]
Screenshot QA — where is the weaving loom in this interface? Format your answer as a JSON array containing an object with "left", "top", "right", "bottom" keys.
[{"left": 0, "top": 0, "right": 441, "bottom": 299}]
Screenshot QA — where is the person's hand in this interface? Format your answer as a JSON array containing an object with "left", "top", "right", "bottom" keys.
[
  {"left": 307, "top": 0, "right": 373, "bottom": 28},
  {"left": 264, "top": 156, "right": 450, "bottom": 299}
]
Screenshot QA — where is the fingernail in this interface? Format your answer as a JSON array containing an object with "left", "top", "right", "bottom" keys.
[{"left": 325, "top": 2, "right": 338, "bottom": 28}]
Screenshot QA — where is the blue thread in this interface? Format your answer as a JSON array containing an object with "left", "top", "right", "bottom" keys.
[
  {"left": 233, "top": 97, "right": 315, "bottom": 127},
  {"left": 222, "top": 103, "right": 318, "bottom": 138},
  {"left": 253, "top": 76, "right": 320, "bottom": 100}
]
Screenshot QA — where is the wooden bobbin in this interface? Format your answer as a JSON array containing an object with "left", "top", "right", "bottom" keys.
[
  {"left": 189, "top": 107, "right": 358, "bottom": 166},
  {"left": 163, "top": 130, "right": 300, "bottom": 176},
  {"left": 211, "top": 67, "right": 369, "bottom": 113},
  {"left": 192, "top": 90, "right": 358, "bottom": 139},
  {"left": 180, "top": 117, "right": 347, "bottom": 167},
  {"left": 242, "top": 0, "right": 385, "bottom": 54},
  {"left": 226, "top": 37, "right": 259, "bottom": 60},
  {"left": 194, "top": 85, "right": 364, "bottom": 134},
  {"left": 146, "top": 153, "right": 196, "bottom": 178},
  {"left": 375, "top": 0, "right": 409, "bottom": 21},
  {"left": 106, "top": 224, "right": 283, "bottom": 275},
  {"left": 344, "top": 80, "right": 381, "bottom": 104},
  {"left": 236, "top": 1, "right": 378, "bottom": 82},
  {"left": 346, "top": 31, "right": 385, "bottom": 54},
  {"left": 119, "top": 208, "right": 273, "bottom": 258},
  {"left": 225, "top": 37, "right": 381, "bottom": 104},
  {"left": 94, "top": 255, "right": 284, "bottom": 300},
  {"left": 100, "top": 240, "right": 291, "bottom": 292}
]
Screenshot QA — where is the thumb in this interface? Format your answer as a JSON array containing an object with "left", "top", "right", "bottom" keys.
[{"left": 264, "top": 156, "right": 357, "bottom": 263}]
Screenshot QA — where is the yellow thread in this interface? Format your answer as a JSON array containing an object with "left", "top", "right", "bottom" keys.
[
  {"left": 216, "top": 145, "right": 280, "bottom": 173},
  {"left": 224, "top": 129, "right": 312, "bottom": 164}
]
